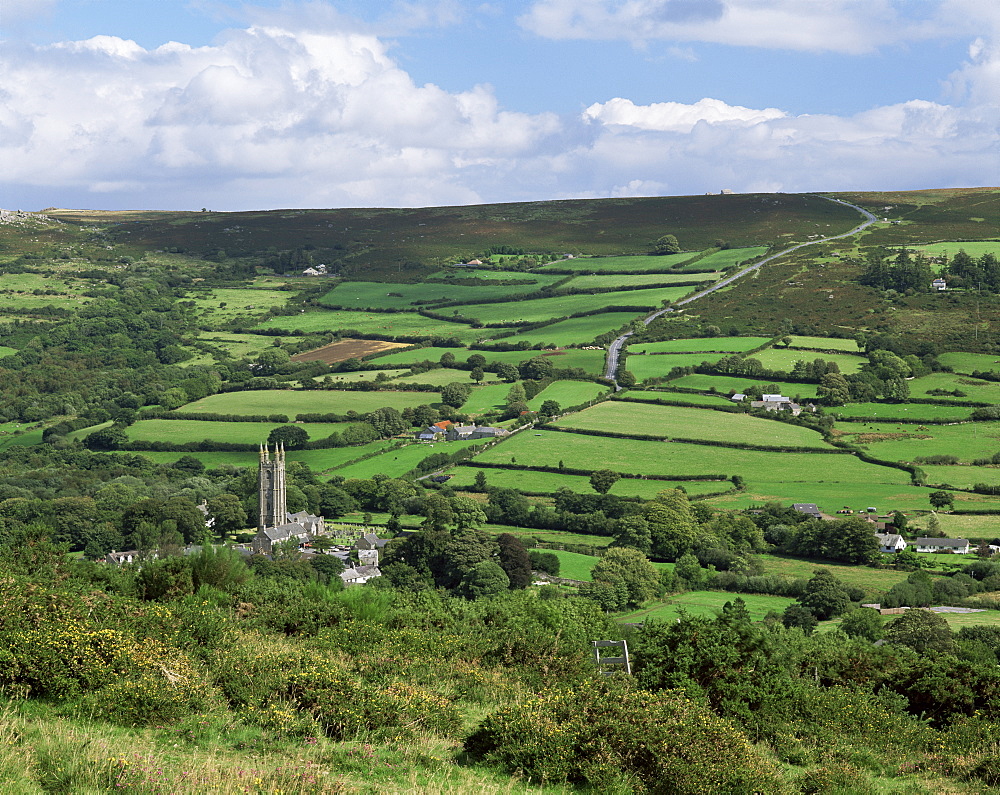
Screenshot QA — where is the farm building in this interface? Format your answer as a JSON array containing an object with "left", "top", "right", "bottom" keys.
[
  {"left": 792, "top": 503, "right": 823, "bottom": 519},
  {"left": 914, "top": 537, "right": 970, "bottom": 554}
]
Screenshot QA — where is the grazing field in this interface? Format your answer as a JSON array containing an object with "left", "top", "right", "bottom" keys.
[
  {"left": 618, "top": 391, "right": 739, "bottom": 408},
  {"left": 910, "top": 371, "right": 1000, "bottom": 404},
  {"left": 904, "top": 511, "right": 1000, "bottom": 541},
  {"left": 315, "top": 369, "right": 411, "bottom": 383},
  {"left": 562, "top": 272, "right": 720, "bottom": 290},
  {"left": 198, "top": 332, "right": 304, "bottom": 359},
  {"left": 622, "top": 592, "right": 796, "bottom": 623},
  {"left": 432, "top": 269, "right": 564, "bottom": 287},
  {"left": 474, "top": 430, "right": 909, "bottom": 485},
  {"left": 529, "top": 347, "right": 608, "bottom": 374},
  {"left": 0, "top": 346, "right": 16, "bottom": 358},
  {"left": 915, "top": 241, "right": 1000, "bottom": 258},
  {"left": 122, "top": 419, "right": 361, "bottom": 445},
  {"left": 921, "top": 463, "right": 1000, "bottom": 489},
  {"left": 546, "top": 550, "right": 599, "bottom": 581},
  {"left": 132, "top": 440, "right": 397, "bottom": 472},
  {"left": 750, "top": 348, "right": 866, "bottom": 374},
  {"left": 704, "top": 481, "right": 958, "bottom": 515},
  {"left": 828, "top": 402, "right": 972, "bottom": 422},
  {"left": 389, "top": 368, "right": 476, "bottom": 386},
  {"left": 451, "top": 286, "right": 690, "bottom": 324},
  {"left": 529, "top": 380, "right": 610, "bottom": 410},
  {"left": 185, "top": 288, "right": 295, "bottom": 326},
  {"left": 627, "top": 337, "right": 771, "bottom": 354},
  {"left": 937, "top": 351, "right": 1000, "bottom": 375},
  {"left": 333, "top": 438, "right": 485, "bottom": 479},
  {"left": 666, "top": 373, "right": 818, "bottom": 398},
  {"left": 497, "top": 312, "right": 640, "bottom": 347},
  {"left": 291, "top": 338, "right": 411, "bottom": 364},
  {"left": 460, "top": 383, "right": 513, "bottom": 415},
  {"left": 448, "top": 466, "right": 729, "bottom": 498},
  {"left": 255, "top": 309, "right": 486, "bottom": 341},
  {"left": 178, "top": 389, "right": 438, "bottom": 416},
  {"left": 755, "top": 554, "right": 913, "bottom": 591},
  {"left": 483, "top": 526, "right": 615, "bottom": 549},
  {"left": 555, "top": 401, "right": 833, "bottom": 448},
  {"left": 834, "top": 419, "right": 1000, "bottom": 464},
  {"left": 533, "top": 253, "right": 694, "bottom": 273},
  {"left": 319, "top": 279, "right": 545, "bottom": 309},
  {"left": 624, "top": 352, "right": 726, "bottom": 382},
  {"left": 786, "top": 336, "right": 863, "bottom": 352},
  {"left": 691, "top": 246, "right": 769, "bottom": 269}
]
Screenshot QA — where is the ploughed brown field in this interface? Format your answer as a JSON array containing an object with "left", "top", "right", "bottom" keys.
[{"left": 290, "top": 338, "right": 412, "bottom": 364}]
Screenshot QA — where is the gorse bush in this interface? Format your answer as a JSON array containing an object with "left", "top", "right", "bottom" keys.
[{"left": 466, "top": 679, "right": 785, "bottom": 793}]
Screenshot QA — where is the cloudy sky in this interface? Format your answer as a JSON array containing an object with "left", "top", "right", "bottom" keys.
[{"left": 2, "top": 0, "right": 997, "bottom": 211}]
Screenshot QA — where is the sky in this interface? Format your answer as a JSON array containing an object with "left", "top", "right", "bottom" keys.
[{"left": 1, "top": 0, "right": 998, "bottom": 211}]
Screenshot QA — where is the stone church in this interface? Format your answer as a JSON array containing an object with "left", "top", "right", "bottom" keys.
[{"left": 250, "top": 443, "right": 326, "bottom": 554}]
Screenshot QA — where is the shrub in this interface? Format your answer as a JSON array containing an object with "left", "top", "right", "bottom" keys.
[{"left": 466, "top": 680, "right": 783, "bottom": 793}]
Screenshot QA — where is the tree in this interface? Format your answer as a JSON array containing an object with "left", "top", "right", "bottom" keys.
[
  {"left": 366, "top": 406, "right": 407, "bottom": 438},
  {"left": 539, "top": 400, "right": 560, "bottom": 417},
  {"left": 528, "top": 549, "right": 559, "bottom": 575},
  {"left": 519, "top": 356, "right": 554, "bottom": 381},
  {"left": 473, "top": 470, "right": 489, "bottom": 492},
  {"left": 818, "top": 372, "right": 851, "bottom": 406},
  {"left": 884, "top": 609, "right": 954, "bottom": 654},
  {"left": 781, "top": 604, "right": 817, "bottom": 635},
  {"left": 267, "top": 424, "right": 309, "bottom": 449},
  {"left": 497, "top": 533, "right": 532, "bottom": 589},
  {"left": 207, "top": 493, "right": 248, "bottom": 536},
  {"left": 84, "top": 424, "right": 128, "bottom": 451},
  {"left": 797, "top": 569, "right": 852, "bottom": 619},
  {"left": 591, "top": 547, "right": 659, "bottom": 607},
  {"left": 617, "top": 370, "right": 637, "bottom": 388},
  {"left": 839, "top": 607, "right": 884, "bottom": 641},
  {"left": 470, "top": 367, "right": 485, "bottom": 383},
  {"left": 505, "top": 383, "right": 527, "bottom": 405},
  {"left": 653, "top": 234, "right": 681, "bottom": 255},
  {"left": 458, "top": 560, "right": 510, "bottom": 600},
  {"left": 318, "top": 483, "right": 356, "bottom": 518},
  {"left": 929, "top": 491, "right": 954, "bottom": 511},
  {"left": 495, "top": 362, "right": 519, "bottom": 382},
  {"left": 254, "top": 347, "right": 290, "bottom": 376},
  {"left": 440, "top": 382, "right": 472, "bottom": 408},
  {"left": 612, "top": 515, "right": 652, "bottom": 554},
  {"left": 589, "top": 469, "right": 620, "bottom": 495}
]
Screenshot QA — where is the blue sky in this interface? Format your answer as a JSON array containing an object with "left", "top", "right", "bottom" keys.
[{"left": 2, "top": 0, "right": 997, "bottom": 210}]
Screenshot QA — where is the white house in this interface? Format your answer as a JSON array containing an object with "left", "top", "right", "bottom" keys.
[
  {"left": 914, "top": 537, "right": 970, "bottom": 554},
  {"left": 875, "top": 532, "right": 907, "bottom": 553},
  {"left": 340, "top": 564, "right": 382, "bottom": 585}
]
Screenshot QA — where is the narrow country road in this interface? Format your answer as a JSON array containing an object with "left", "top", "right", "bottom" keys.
[{"left": 603, "top": 196, "right": 878, "bottom": 384}]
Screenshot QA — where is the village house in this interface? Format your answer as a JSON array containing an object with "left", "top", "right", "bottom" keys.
[
  {"left": 874, "top": 532, "right": 907, "bottom": 553},
  {"left": 340, "top": 564, "right": 382, "bottom": 586},
  {"left": 106, "top": 549, "right": 140, "bottom": 566},
  {"left": 914, "top": 537, "right": 971, "bottom": 554},
  {"left": 792, "top": 503, "right": 823, "bottom": 519}
]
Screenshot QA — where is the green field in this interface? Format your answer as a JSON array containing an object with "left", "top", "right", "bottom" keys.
[
  {"left": 460, "top": 383, "right": 513, "bottom": 415},
  {"left": 786, "top": 336, "right": 863, "bottom": 352},
  {"left": 197, "top": 332, "right": 304, "bottom": 359},
  {"left": 319, "top": 279, "right": 546, "bottom": 310},
  {"left": 827, "top": 402, "right": 972, "bottom": 422},
  {"left": 691, "top": 246, "right": 769, "bottom": 269},
  {"left": 624, "top": 352, "right": 726, "bottom": 382},
  {"left": 533, "top": 253, "right": 694, "bottom": 273},
  {"left": 903, "top": 511, "right": 1000, "bottom": 541},
  {"left": 546, "top": 550, "right": 599, "bottom": 581},
  {"left": 389, "top": 368, "right": 477, "bottom": 387},
  {"left": 185, "top": 288, "right": 297, "bottom": 326},
  {"left": 665, "top": 373, "right": 818, "bottom": 398},
  {"left": 562, "top": 272, "right": 720, "bottom": 290},
  {"left": 474, "top": 429, "right": 909, "bottom": 484},
  {"left": 451, "top": 286, "right": 690, "bottom": 324},
  {"left": 530, "top": 347, "right": 608, "bottom": 374},
  {"left": 835, "top": 419, "right": 1000, "bottom": 464},
  {"left": 627, "top": 337, "right": 772, "bottom": 354},
  {"left": 256, "top": 310, "right": 486, "bottom": 341},
  {"left": 554, "top": 401, "right": 833, "bottom": 449},
  {"left": 755, "top": 554, "right": 913, "bottom": 592},
  {"left": 618, "top": 391, "right": 739, "bottom": 408},
  {"left": 921, "top": 463, "right": 1000, "bottom": 490},
  {"left": 448, "top": 466, "right": 729, "bottom": 499},
  {"left": 915, "top": 241, "right": 1000, "bottom": 258},
  {"left": 497, "top": 313, "right": 640, "bottom": 347},
  {"left": 622, "top": 591, "right": 796, "bottom": 622},
  {"left": 316, "top": 369, "right": 412, "bottom": 383},
  {"left": 120, "top": 419, "right": 359, "bottom": 446},
  {"left": 910, "top": 372, "right": 1000, "bottom": 404},
  {"left": 528, "top": 380, "right": 610, "bottom": 411},
  {"left": 179, "top": 389, "right": 439, "bottom": 416},
  {"left": 937, "top": 351, "right": 1000, "bottom": 375},
  {"left": 132, "top": 440, "right": 397, "bottom": 472},
  {"left": 750, "top": 348, "right": 866, "bottom": 374},
  {"left": 0, "top": 346, "right": 16, "bottom": 358},
  {"left": 705, "top": 481, "right": 964, "bottom": 515},
  {"left": 333, "top": 438, "right": 486, "bottom": 479}
]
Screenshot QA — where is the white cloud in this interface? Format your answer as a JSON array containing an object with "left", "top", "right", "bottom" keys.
[
  {"left": 519, "top": 0, "right": 977, "bottom": 54},
  {"left": 583, "top": 97, "right": 785, "bottom": 132}
]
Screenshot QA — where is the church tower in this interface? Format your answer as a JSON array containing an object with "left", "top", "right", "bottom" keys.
[{"left": 258, "top": 443, "right": 287, "bottom": 531}]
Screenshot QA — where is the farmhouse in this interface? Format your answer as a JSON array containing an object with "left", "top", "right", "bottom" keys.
[
  {"left": 914, "top": 537, "right": 971, "bottom": 554},
  {"left": 106, "top": 549, "right": 140, "bottom": 565},
  {"left": 792, "top": 503, "right": 823, "bottom": 519},
  {"left": 749, "top": 394, "right": 811, "bottom": 416},
  {"left": 340, "top": 564, "right": 382, "bottom": 586},
  {"left": 931, "top": 278, "right": 947, "bottom": 291},
  {"left": 874, "top": 532, "right": 907, "bottom": 553}
]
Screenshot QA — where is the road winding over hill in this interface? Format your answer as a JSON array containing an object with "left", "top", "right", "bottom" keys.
[{"left": 603, "top": 196, "right": 878, "bottom": 384}]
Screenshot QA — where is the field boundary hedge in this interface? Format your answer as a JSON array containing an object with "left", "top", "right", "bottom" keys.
[
  {"left": 611, "top": 394, "right": 741, "bottom": 413},
  {"left": 456, "top": 460, "right": 727, "bottom": 481},
  {"left": 543, "top": 424, "right": 847, "bottom": 454}
]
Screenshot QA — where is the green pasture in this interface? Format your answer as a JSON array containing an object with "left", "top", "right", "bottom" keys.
[
  {"left": 316, "top": 369, "right": 411, "bottom": 383},
  {"left": 555, "top": 401, "right": 833, "bottom": 449},
  {"left": 750, "top": 348, "right": 866, "bottom": 374},
  {"left": 461, "top": 383, "right": 513, "bottom": 415},
  {"left": 910, "top": 371, "right": 1000, "bottom": 404},
  {"left": 835, "top": 419, "right": 1000, "bottom": 464},
  {"left": 622, "top": 592, "right": 796, "bottom": 623},
  {"left": 692, "top": 247, "right": 769, "bottom": 269},
  {"left": 528, "top": 380, "right": 609, "bottom": 411},
  {"left": 447, "top": 466, "right": 730, "bottom": 499},
  {"left": 627, "top": 337, "right": 772, "bottom": 355},
  {"left": 367, "top": 347, "right": 483, "bottom": 366},
  {"left": 0, "top": 294, "right": 91, "bottom": 310},
  {"left": 828, "top": 402, "right": 972, "bottom": 422},
  {"left": 915, "top": 241, "right": 1000, "bottom": 258},
  {"left": 624, "top": 352, "right": 725, "bottom": 382},
  {"left": 0, "top": 346, "right": 16, "bottom": 358},
  {"left": 319, "top": 279, "right": 545, "bottom": 310},
  {"left": 132, "top": 440, "right": 396, "bottom": 472},
  {"left": 390, "top": 368, "right": 476, "bottom": 387},
  {"left": 432, "top": 269, "right": 564, "bottom": 287},
  {"left": 904, "top": 511, "right": 1000, "bottom": 541},
  {"left": 0, "top": 423, "right": 48, "bottom": 450},
  {"left": 562, "top": 272, "right": 720, "bottom": 290},
  {"left": 178, "top": 389, "right": 438, "bottom": 416},
  {"left": 185, "top": 288, "right": 295, "bottom": 326},
  {"left": 533, "top": 253, "right": 693, "bottom": 273},
  {"left": 705, "top": 481, "right": 958, "bottom": 515},
  {"left": 786, "top": 336, "right": 863, "bottom": 352},
  {"left": 197, "top": 332, "right": 303, "bottom": 359},
  {"left": 498, "top": 312, "right": 640, "bottom": 347},
  {"left": 121, "top": 419, "right": 360, "bottom": 446},
  {"left": 483, "top": 526, "right": 614, "bottom": 549},
  {"left": 920, "top": 463, "right": 1000, "bottom": 489},
  {"left": 666, "top": 373, "right": 818, "bottom": 398},
  {"left": 333, "top": 437, "right": 485, "bottom": 479},
  {"left": 255, "top": 310, "right": 486, "bottom": 341},
  {"left": 755, "top": 554, "right": 912, "bottom": 592},
  {"left": 937, "top": 351, "right": 1000, "bottom": 375},
  {"left": 618, "top": 391, "right": 738, "bottom": 409},
  {"left": 532, "top": 347, "right": 608, "bottom": 374},
  {"left": 451, "top": 287, "right": 689, "bottom": 325},
  {"left": 474, "top": 430, "right": 910, "bottom": 485},
  {"left": 546, "top": 550, "right": 599, "bottom": 581}
]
